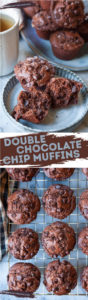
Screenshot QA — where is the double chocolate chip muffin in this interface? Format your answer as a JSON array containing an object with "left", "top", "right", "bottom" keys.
[
  {"left": 48, "top": 77, "right": 82, "bottom": 107},
  {"left": 32, "top": 11, "right": 58, "bottom": 40},
  {"left": 13, "top": 89, "right": 51, "bottom": 124},
  {"left": 51, "top": 0, "right": 84, "bottom": 29},
  {"left": 42, "top": 221, "right": 76, "bottom": 257},
  {"left": 7, "top": 263, "right": 41, "bottom": 293},
  {"left": 79, "top": 189, "right": 88, "bottom": 220},
  {"left": 50, "top": 30, "right": 84, "bottom": 60},
  {"left": 8, "top": 228, "right": 39, "bottom": 260},
  {"left": 44, "top": 168, "right": 74, "bottom": 180},
  {"left": 81, "top": 266, "right": 88, "bottom": 292},
  {"left": 44, "top": 260, "right": 77, "bottom": 295},
  {"left": 78, "top": 227, "right": 88, "bottom": 255},
  {"left": 42, "top": 184, "right": 76, "bottom": 219},
  {"left": 6, "top": 167, "right": 38, "bottom": 181},
  {"left": 14, "top": 56, "right": 55, "bottom": 91},
  {"left": 7, "top": 189, "right": 40, "bottom": 224}
]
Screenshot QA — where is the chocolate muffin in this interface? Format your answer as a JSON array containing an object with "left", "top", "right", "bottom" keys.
[
  {"left": 81, "top": 266, "right": 88, "bottom": 292},
  {"left": 48, "top": 77, "right": 82, "bottom": 107},
  {"left": 7, "top": 189, "right": 40, "bottom": 224},
  {"left": 40, "top": 0, "right": 51, "bottom": 11},
  {"left": 42, "top": 221, "right": 76, "bottom": 257},
  {"left": 79, "top": 190, "right": 88, "bottom": 220},
  {"left": 78, "top": 227, "right": 88, "bottom": 255},
  {"left": 42, "top": 184, "right": 76, "bottom": 219},
  {"left": 14, "top": 56, "right": 55, "bottom": 91},
  {"left": 8, "top": 228, "right": 39, "bottom": 260},
  {"left": 78, "top": 14, "right": 88, "bottom": 42},
  {"left": 13, "top": 89, "right": 51, "bottom": 124},
  {"left": 50, "top": 30, "right": 84, "bottom": 60},
  {"left": 6, "top": 168, "right": 38, "bottom": 181},
  {"left": 22, "top": 0, "right": 40, "bottom": 18},
  {"left": 51, "top": 0, "right": 84, "bottom": 29},
  {"left": 82, "top": 168, "right": 88, "bottom": 179},
  {"left": 44, "top": 260, "right": 77, "bottom": 295},
  {"left": 32, "top": 11, "right": 58, "bottom": 39},
  {"left": 44, "top": 168, "right": 74, "bottom": 180},
  {"left": 7, "top": 263, "right": 41, "bottom": 293}
]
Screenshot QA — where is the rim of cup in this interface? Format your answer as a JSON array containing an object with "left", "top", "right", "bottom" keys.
[{"left": 0, "top": 11, "right": 19, "bottom": 35}]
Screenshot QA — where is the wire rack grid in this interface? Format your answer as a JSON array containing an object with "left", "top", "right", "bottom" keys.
[{"left": 1, "top": 168, "right": 88, "bottom": 297}]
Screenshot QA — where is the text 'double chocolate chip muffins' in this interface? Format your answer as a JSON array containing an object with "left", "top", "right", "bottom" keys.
[
  {"left": 78, "top": 227, "right": 88, "bottom": 255},
  {"left": 14, "top": 56, "right": 55, "bottom": 91},
  {"left": 50, "top": 30, "right": 84, "bottom": 60},
  {"left": 13, "top": 89, "right": 51, "bottom": 124},
  {"left": 79, "top": 189, "right": 88, "bottom": 220},
  {"left": 44, "top": 260, "right": 77, "bottom": 295},
  {"left": 43, "top": 168, "right": 75, "bottom": 180},
  {"left": 42, "top": 221, "right": 76, "bottom": 257},
  {"left": 42, "top": 184, "right": 76, "bottom": 219},
  {"left": 7, "top": 263, "right": 41, "bottom": 293},
  {"left": 8, "top": 228, "right": 39, "bottom": 260},
  {"left": 81, "top": 266, "right": 88, "bottom": 292},
  {"left": 7, "top": 189, "right": 40, "bottom": 224},
  {"left": 6, "top": 167, "right": 38, "bottom": 181},
  {"left": 47, "top": 77, "right": 82, "bottom": 107}
]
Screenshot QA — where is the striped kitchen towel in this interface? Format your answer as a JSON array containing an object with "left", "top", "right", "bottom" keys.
[{"left": 0, "top": 169, "right": 17, "bottom": 260}]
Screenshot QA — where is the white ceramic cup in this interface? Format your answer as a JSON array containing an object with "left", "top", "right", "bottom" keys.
[{"left": 0, "top": 9, "right": 19, "bottom": 76}]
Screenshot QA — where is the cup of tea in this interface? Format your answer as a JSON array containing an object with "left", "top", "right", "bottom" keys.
[{"left": 0, "top": 9, "right": 19, "bottom": 76}]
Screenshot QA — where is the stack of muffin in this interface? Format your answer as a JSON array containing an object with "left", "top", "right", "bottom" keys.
[
  {"left": 6, "top": 167, "right": 88, "bottom": 295},
  {"left": 23, "top": 0, "right": 88, "bottom": 60}
]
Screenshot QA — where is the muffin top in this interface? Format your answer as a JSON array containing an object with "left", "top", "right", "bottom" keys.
[
  {"left": 78, "top": 227, "right": 88, "bottom": 255},
  {"left": 14, "top": 56, "right": 55, "bottom": 91},
  {"left": 32, "top": 10, "right": 58, "bottom": 32},
  {"left": 81, "top": 266, "right": 88, "bottom": 292},
  {"left": 51, "top": 0, "right": 84, "bottom": 29},
  {"left": 7, "top": 189, "right": 40, "bottom": 224},
  {"left": 6, "top": 167, "right": 38, "bottom": 181},
  {"left": 42, "top": 221, "right": 76, "bottom": 257},
  {"left": 79, "top": 189, "right": 88, "bottom": 220},
  {"left": 44, "top": 259, "right": 77, "bottom": 295},
  {"left": 44, "top": 168, "right": 74, "bottom": 180},
  {"left": 42, "top": 184, "right": 76, "bottom": 219},
  {"left": 8, "top": 228, "right": 39, "bottom": 260},
  {"left": 50, "top": 31, "right": 84, "bottom": 50},
  {"left": 8, "top": 262, "right": 41, "bottom": 293}
]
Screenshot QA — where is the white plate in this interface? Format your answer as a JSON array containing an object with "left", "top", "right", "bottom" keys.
[{"left": 3, "top": 66, "right": 88, "bottom": 132}]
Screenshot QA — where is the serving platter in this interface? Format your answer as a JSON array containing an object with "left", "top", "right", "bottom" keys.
[
  {"left": 2, "top": 65, "right": 88, "bottom": 133},
  {"left": 21, "top": 17, "right": 88, "bottom": 72}
]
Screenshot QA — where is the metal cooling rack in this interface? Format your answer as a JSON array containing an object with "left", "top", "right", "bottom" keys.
[{"left": 2, "top": 169, "right": 88, "bottom": 296}]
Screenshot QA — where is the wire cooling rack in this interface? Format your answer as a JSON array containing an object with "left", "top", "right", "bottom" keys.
[{"left": 2, "top": 168, "right": 88, "bottom": 297}]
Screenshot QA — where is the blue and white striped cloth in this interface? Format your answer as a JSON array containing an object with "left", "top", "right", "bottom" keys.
[{"left": 0, "top": 169, "right": 16, "bottom": 260}]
